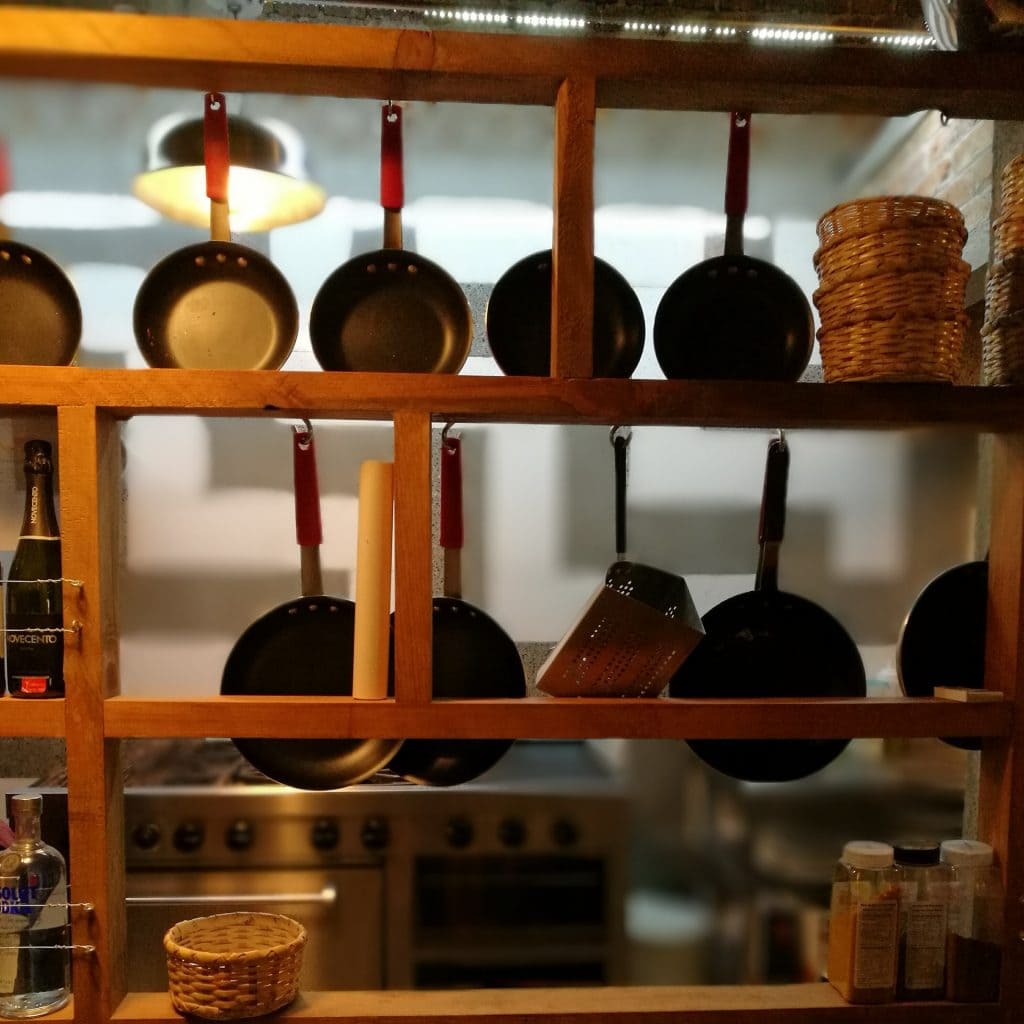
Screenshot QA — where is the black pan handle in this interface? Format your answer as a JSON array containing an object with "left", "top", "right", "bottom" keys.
[
  {"left": 723, "top": 112, "right": 751, "bottom": 258},
  {"left": 440, "top": 432, "right": 463, "bottom": 600},
  {"left": 611, "top": 426, "right": 631, "bottom": 561},
  {"left": 381, "top": 103, "right": 404, "bottom": 249},
  {"left": 755, "top": 433, "right": 789, "bottom": 593},
  {"left": 293, "top": 425, "right": 324, "bottom": 598}
]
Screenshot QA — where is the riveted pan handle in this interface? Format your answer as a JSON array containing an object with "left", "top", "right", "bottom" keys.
[
  {"left": 205, "top": 92, "right": 231, "bottom": 242},
  {"left": 755, "top": 432, "right": 789, "bottom": 594},
  {"left": 441, "top": 431, "right": 463, "bottom": 599},
  {"left": 381, "top": 103, "right": 404, "bottom": 249},
  {"left": 293, "top": 424, "right": 324, "bottom": 598},
  {"left": 723, "top": 111, "right": 750, "bottom": 258}
]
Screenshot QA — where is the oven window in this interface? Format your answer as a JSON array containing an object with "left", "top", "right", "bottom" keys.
[{"left": 415, "top": 856, "right": 606, "bottom": 931}]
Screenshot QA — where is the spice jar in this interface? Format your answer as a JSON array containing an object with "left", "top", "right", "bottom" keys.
[
  {"left": 827, "top": 841, "right": 900, "bottom": 1004},
  {"left": 893, "top": 840, "right": 952, "bottom": 1000},
  {"left": 941, "top": 839, "right": 1004, "bottom": 1003}
]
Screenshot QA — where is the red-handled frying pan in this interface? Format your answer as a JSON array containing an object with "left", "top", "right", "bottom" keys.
[
  {"left": 669, "top": 434, "right": 865, "bottom": 782},
  {"left": 654, "top": 113, "right": 813, "bottom": 382},
  {"left": 221, "top": 425, "right": 401, "bottom": 790},
  {"left": 485, "top": 251, "right": 645, "bottom": 377},
  {"left": 387, "top": 431, "right": 526, "bottom": 787},
  {"left": 133, "top": 93, "right": 299, "bottom": 370},
  {"left": 0, "top": 140, "right": 81, "bottom": 366},
  {"left": 309, "top": 104, "right": 472, "bottom": 374},
  {"left": 897, "top": 557, "right": 988, "bottom": 750}
]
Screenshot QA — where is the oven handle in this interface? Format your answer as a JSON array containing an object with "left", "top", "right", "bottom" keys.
[{"left": 126, "top": 884, "right": 338, "bottom": 907}]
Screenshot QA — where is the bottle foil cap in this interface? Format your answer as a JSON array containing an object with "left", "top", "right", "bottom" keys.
[
  {"left": 842, "top": 840, "right": 894, "bottom": 869},
  {"left": 940, "top": 839, "right": 994, "bottom": 867}
]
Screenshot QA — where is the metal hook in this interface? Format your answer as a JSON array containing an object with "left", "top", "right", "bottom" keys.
[
  {"left": 441, "top": 421, "right": 459, "bottom": 449},
  {"left": 609, "top": 425, "right": 632, "bottom": 448},
  {"left": 940, "top": 110, "right": 951, "bottom": 126},
  {"left": 292, "top": 419, "right": 314, "bottom": 448},
  {"left": 386, "top": 99, "right": 398, "bottom": 123}
]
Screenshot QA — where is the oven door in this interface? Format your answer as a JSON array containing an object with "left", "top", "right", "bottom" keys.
[{"left": 125, "top": 866, "right": 384, "bottom": 991}]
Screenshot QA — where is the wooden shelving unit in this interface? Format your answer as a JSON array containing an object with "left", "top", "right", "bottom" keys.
[{"left": 1, "top": 7, "right": 1023, "bottom": 1023}]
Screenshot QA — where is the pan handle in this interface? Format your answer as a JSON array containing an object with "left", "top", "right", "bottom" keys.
[
  {"left": 441, "top": 431, "right": 463, "bottom": 600},
  {"left": 611, "top": 425, "right": 631, "bottom": 562},
  {"left": 381, "top": 103, "right": 404, "bottom": 249},
  {"left": 204, "top": 92, "right": 231, "bottom": 242},
  {"left": 723, "top": 111, "right": 751, "bottom": 258},
  {"left": 755, "top": 433, "right": 789, "bottom": 594},
  {"left": 293, "top": 425, "right": 324, "bottom": 597},
  {"left": 0, "top": 139, "right": 9, "bottom": 242}
]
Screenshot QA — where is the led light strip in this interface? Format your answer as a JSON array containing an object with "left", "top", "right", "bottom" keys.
[
  {"left": 751, "top": 26, "right": 835, "bottom": 43},
  {"left": 871, "top": 31, "right": 936, "bottom": 47}
]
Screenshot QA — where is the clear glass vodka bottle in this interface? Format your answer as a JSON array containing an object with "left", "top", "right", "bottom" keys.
[{"left": 0, "top": 795, "right": 70, "bottom": 1018}]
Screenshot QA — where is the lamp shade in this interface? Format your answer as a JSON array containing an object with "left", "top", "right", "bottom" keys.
[{"left": 132, "top": 112, "right": 326, "bottom": 232}]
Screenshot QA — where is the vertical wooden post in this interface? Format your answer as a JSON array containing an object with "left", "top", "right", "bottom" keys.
[
  {"left": 552, "top": 75, "right": 596, "bottom": 379},
  {"left": 977, "top": 433, "right": 1024, "bottom": 1020},
  {"left": 57, "top": 406, "right": 124, "bottom": 1021},
  {"left": 392, "top": 410, "right": 433, "bottom": 704}
]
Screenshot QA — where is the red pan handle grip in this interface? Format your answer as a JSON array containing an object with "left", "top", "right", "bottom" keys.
[
  {"left": 440, "top": 435, "right": 463, "bottom": 551},
  {"left": 204, "top": 93, "right": 230, "bottom": 204},
  {"left": 293, "top": 427, "right": 323, "bottom": 548},
  {"left": 380, "top": 103, "right": 404, "bottom": 213},
  {"left": 758, "top": 434, "right": 789, "bottom": 547},
  {"left": 724, "top": 112, "right": 751, "bottom": 220}
]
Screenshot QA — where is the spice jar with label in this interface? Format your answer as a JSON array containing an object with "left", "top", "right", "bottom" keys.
[
  {"left": 941, "top": 839, "right": 1003, "bottom": 1003},
  {"left": 826, "top": 841, "right": 900, "bottom": 1004},
  {"left": 893, "top": 840, "right": 952, "bottom": 1000}
]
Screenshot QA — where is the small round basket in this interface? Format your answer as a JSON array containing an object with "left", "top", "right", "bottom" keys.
[
  {"left": 164, "top": 912, "right": 306, "bottom": 1020},
  {"left": 815, "top": 195, "right": 966, "bottom": 252}
]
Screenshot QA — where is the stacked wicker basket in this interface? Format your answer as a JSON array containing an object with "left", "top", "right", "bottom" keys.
[
  {"left": 812, "top": 195, "right": 970, "bottom": 383},
  {"left": 982, "top": 154, "right": 1024, "bottom": 385}
]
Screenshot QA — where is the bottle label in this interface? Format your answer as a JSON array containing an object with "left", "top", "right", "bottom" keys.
[
  {"left": 904, "top": 901, "right": 948, "bottom": 990},
  {"left": 853, "top": 900, "right": 898, "bottom": 991},
  {"left": 15, "top": 678, "right": 48, "bottom": 695},
  {"left": 0, "top": 858, "right": 28, "bottom": 998}
]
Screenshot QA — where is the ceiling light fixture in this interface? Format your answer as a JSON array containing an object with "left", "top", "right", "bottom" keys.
[{"left": 132, "top": 112, "right": 326, "bottom": 233}]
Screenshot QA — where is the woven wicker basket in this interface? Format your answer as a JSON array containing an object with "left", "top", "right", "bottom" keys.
[
  {"left": 985, "top": 257, "right": 1024, "bottom": 326},
  {"left": 993, "top": 214, "right": 1024, "bottom": 264},
  {"left": 817, "top": 317, "right": 966, "bottom": 383},
  {"left": 816, "top": 195, "right": 966, "bottom": 252},
  {"left": 164, "top": 913, "right": 306, "bottom": 1020},
  {"left": 813, "top": 262, "right": 970, "bottom": 330},
  {"left": 1000, "top": 153, "right": 1024, "bottom": 214},
  {"left": 813, "top": 228, "right": 967, "bottom": 283},
  {"left": 982, "top": 316, "right": 1024, "bottom": 386}
]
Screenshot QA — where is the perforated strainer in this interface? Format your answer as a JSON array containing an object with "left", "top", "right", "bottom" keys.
[{"left": 536, "top": 428, "right": 704, "bottom": 698}]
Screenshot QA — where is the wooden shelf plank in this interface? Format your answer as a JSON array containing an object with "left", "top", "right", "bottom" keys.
[
  {"left": 0, "top": 697, "right": 65, "bottom": 737},
  {"left": 102, "top": 695, "right": 1010, "bottom": 741},
  {"left": 111, "top": 986, "right": 997, "bottom": 1023},
  {"left": 2, "top": 7, "right": 1024, "bottom": 120},
  {"left": 0, "top": 367, "right": 1023, "bottom": 430}
]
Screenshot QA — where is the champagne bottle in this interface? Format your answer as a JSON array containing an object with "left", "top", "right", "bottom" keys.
[
  {"left": 6, "top": 442, "right": 63, "bottom": 699},
  {"left": 0, "top": 794, "right": 70, "bottom": 1018}
]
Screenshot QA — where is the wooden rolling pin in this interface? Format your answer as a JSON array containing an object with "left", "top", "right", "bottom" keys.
[{"left": 353, "top": 459, "right": 394, "bottom": 700}]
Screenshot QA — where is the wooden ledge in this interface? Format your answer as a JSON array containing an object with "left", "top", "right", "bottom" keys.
[{"left": 0, "top": 697, "right": 66, "bottom": 737}]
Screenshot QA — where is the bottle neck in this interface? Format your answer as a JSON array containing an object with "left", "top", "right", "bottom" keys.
[
  {"left": 11, "top": 808, "right": 41, "bottom": 843},
  {"left": 19, "top": 472, "right": 59, "bottom": 540}
]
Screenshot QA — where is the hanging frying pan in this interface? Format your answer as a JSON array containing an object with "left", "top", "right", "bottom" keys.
[
  {"left": 133, "top": 93, "right": 298, "bottom": 370},
  {"left": 309, "top": 104, "right": 472, "bottom": 374},
  {"left": 387, "top": 429, "right": 526, "bottom": 786},
  {"left": 654, "top": 113, "right": 813, "bottom": 382},
  {"left": 0, "top": 140, "right": 81, "bottom": 366},
  {"left": 485, "top": 251, "right": 644, "bottom": 377},
  {"left": 669, "top": 434, "right": 866, "bottom": 782},
  {"left": 221, "top": 425, "right": 401, "bottom": 790},
  {"left": 897, "top": 557, "right": 987, "bottom": 750}
]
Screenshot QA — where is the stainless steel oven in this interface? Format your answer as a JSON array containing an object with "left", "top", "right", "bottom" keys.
[{"left": 106, "top": 740, "right": 629, "bottom": 991}]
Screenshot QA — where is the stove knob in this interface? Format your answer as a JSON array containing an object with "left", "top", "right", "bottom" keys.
[
  {"left": 446, "top": 816, "right": 474, "bottom": 850},
  {"left": 132, "top": 823, "right": 161, "bottom": 851},
  {"left": 311, "top": 818, "right": 340, "bottom": 852},
  {"left": 498, "top": 817, "right": 527, "bottom": 849},
  {"left": 173, "top": 822, "right": 205, "bottom": 854},
  {"left": 226, "top": 820, "right": 254, "bottom": 852},
  {"left": 361, "top": 817, "right": 390, "bottom": 851},
  {"left": 551, "top": 817, "right": 579, "bottom": 848}
]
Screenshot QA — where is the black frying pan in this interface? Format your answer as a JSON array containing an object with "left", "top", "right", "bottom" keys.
[
  {"left": 897, "top": 558, "right": 988, "bottom": 750},
  {"left": 669, "top": 434, "right": 866, "bottom": 782},
  {"left": 654, "top": 113, "right": 813, "bottom": 382},
  {"left": 309, "top": 104, "right": 472, "bottom": 374},
  {"left": 387, "top": 431, "right": 525, "bottom": 787},
  {"left": 0, "top": 141, "right": 81, "bottom": 366},
  {"left": 133, "top": 93, "right": 298, "bottom": 370},
  {"left": 485, "top": 251, "right": 644, "bottom": 377},
  {"left": 221, "top": 425, "right": 401, "bottom": 790}
]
